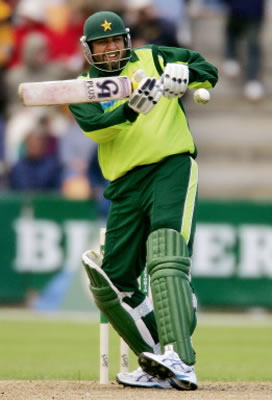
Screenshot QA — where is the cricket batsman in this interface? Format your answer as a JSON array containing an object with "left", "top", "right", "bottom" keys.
[{"left": 70, "top": 11, "right": 218, "bottom": 390}]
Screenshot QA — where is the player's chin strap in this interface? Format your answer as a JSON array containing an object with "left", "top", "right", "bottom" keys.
[
  {"left": 82, "top": 250, "right": 160, "bottom": 355},
  {"left": 147, "top": 228, "right": 197, "bottom": 365}
]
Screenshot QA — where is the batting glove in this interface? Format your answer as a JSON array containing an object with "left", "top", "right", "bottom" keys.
[
  {"left": 162, "top": 63, "right": 189, "bottom": 99},
  {"left": 128, "top": 77, "right": 163, "bottom": 115}
]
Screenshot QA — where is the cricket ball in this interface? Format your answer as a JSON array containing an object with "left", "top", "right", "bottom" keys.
[{"left": 194, "top": 88, "right": 210, "bottom": 104}]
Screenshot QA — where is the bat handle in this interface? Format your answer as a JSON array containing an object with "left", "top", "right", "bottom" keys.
[
  {"left": 131, "top": 81, "right": 139, "bottom": 92},
  {"left": 131, "top": 69, "right": 146, "bottom": 92}
]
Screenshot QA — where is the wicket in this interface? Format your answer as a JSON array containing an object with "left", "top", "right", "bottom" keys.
[{"left": 99, "top": 227, "right": 149, "bottom": 384}]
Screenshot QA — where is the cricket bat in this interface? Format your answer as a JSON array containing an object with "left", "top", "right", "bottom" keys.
[{"left": 18, "top": 76, "right": 135, "bottom": 106}]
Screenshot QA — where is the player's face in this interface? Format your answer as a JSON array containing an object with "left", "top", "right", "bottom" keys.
[{"left": 91, "top": 36, "right": 126, "bottom": 69}]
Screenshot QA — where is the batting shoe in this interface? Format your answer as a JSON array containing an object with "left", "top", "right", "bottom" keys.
[
  {"left": 116, "top": 367, "right": 172, "bottom": 389},
  {"left": 138, "top": 351, "right": 198, "bottom": 391}
]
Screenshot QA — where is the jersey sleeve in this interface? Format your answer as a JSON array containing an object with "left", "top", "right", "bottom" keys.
[
  {"left": 154, "top": 45, "right": 218, "bottom": 90},
  {"left": 69, "top": 101, "right": 138, "bottom": 144}
]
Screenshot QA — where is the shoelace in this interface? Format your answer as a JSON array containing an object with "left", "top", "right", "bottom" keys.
[{"left": 162, "top": 355, "right": 193, "bottom": 374}]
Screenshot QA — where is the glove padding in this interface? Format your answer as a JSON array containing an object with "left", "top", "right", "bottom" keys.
[
  {"left": 162, "top": 63, "right": 189, "bottom": 99},
  {"left": 128, "top": 77, "right": 163, "bottom": 114}
]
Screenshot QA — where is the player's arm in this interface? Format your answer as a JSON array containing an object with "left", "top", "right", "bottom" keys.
[
  {"left": 154, "top": 45, "right": 218, "bottom": 97},
  {"left": 69, "top": 101, "right": 138, "bottom": 132},
  {"left": 69, "top": 73, "right": 163, "bottom": 143},
  {"left": 69, "top": 101, "right": 138, "bottom": 143}
]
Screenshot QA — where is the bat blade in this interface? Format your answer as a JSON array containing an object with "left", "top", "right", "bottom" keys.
[{"left": 18, "top": 76, "right": 132, "bottom": 106}]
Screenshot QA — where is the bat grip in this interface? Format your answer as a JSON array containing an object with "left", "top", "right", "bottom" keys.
[{"left": 131, "top": 81, "right": 139, "bottom": 92}]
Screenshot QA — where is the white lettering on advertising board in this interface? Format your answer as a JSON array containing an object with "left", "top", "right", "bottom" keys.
[
  {"left": 239, "top": 225, "right": 272, "bottom": 278},
  {"left": 13, "top": 218, "right": 272, "bottom": 278},
  {"left": 13, "top": 218, "right": 99, "bottom": 273},
  {"left": 193, "top": 223, "right": 272, "bottom": 277},
  {"left": 192, "top": 224, "right": 236, "bottom": 277},
  {"left": 14, "top": 218, "right": 63, "bottom": 272}
]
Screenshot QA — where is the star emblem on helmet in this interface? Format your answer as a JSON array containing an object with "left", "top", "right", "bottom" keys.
[{"left": 101, "top": 20, "right": 112, "bottom": 32}]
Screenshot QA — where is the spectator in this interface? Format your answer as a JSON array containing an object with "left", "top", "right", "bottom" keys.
[
  {"left": 5, "top": 32, "right": 68, "bottom": 115},
  {"left": 124, "top": 0, "right": 181, "bottom": 47},
  {"left": 222, "top": 0, "right": 266, "bottom": 101},
  {"left": 9, "top": 0, "right": 88, "bottom": 74},
  {"left": 59, "top": 117, "right": 96, "bottom": 200},
  {"left": 85, "top": 0, "right": 125, "bottom": 15},
  {"left": 0, "top": 0, "right": 15, "bottom": 69},
  {"left": 88, "top": 148, "right": 111, "bottom": 218},
  {"left": 200, "top": 0, "right": 225, "bottom": 14},
  {"left": 9, "top": 128, "right": 62, "bottom": 191},
  {"left": 0, "top": 0, "right": 15, "bottom": 188},
  {"left": 154, "top": 0, "right": 192, "bottom": 47},
  {"left": 43, "top": 0, "right": 91, "bottom": 73},
  {"left": 0, "top": 118, "right": 8, "bottom": 189},
  {"left": 8, "top": 0, "right": 52, "bottom": 68},
  {"left": 59, "top": 116, "right": 110, "bottom": 213}
]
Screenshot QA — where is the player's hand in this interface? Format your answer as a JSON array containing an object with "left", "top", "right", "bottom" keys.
[
  {"left": 128, "top": 77, "right": 163, "bottom": 115},
  {"left": 162, "top": 63, "right": 189, "bottom": 99}
]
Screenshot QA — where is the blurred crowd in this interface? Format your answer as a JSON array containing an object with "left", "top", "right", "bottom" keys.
[{"left": 0, "top": 0, "right": 269, "bottom": 217}]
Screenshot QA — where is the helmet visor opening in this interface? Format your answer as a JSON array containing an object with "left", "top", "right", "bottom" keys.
[{"left": 89, "top": 44, "right": 131, "bottom": 72}]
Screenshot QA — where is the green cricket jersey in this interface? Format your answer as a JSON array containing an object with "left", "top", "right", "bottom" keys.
[{"left": 69, "top": 45, "right": 218, "bottom": 181}]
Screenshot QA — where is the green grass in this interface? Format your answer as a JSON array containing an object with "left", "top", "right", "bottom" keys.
[
  {"left": 194, "top": 326, "right": 272, "bottom": 381},
  {"left": 0, "top": 318, "right": 271, "bottom": 381}
]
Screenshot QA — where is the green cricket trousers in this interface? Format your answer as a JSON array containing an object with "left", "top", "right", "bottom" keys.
[{"left": 102, "top": 153, "right": 198, "bottom": 293}]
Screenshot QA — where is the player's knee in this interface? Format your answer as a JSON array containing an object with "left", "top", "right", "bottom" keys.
[
  {"left": 152, "top": 220, "right": 181, "bottom": 234},
  {"left": 147, "top": 228, "right": 189, "bottom": 258}
]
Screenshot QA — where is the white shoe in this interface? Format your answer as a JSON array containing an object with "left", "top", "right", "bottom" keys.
[
  {"left": 116, "top": 367, "right": 172, "bottom": 389},
  {"left": 244, "top": 80, "right": 264, "bottom": 101},
  {"left": 138, "top": 351, "right": 198, "bottom": 390}
]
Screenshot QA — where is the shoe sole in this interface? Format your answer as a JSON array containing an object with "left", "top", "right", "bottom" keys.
[
  {"left": 170, "top": 377, "right": 197, "bottom": 391},
  {"left": 116, "top": 376, "right": 172, "bottom": 389},
  {"left": 138, "top": 353, "right": 197, "bottom": 391}
]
